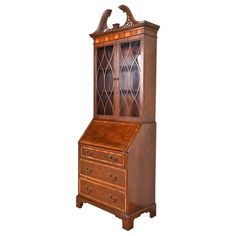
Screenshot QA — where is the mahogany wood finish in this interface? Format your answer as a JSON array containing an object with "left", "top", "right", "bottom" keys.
[
  {"left": 81, "top": 145, "right": 125, "bottom": 166},
  {"left": 76, "top": 5, "right": 159, "bottom": 230},
  {"left": 80, "top": 159, "right": 126, "bottom": 188},
  {"left": 79, "top": 178, "right": 126, "bottom": 211},
  {"left": 80, "top": 119, "right": 140, "bottom": 150}
]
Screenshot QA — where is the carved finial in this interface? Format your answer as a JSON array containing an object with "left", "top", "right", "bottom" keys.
[
  {"left": 119, "top": 5, "right": 139, "bottom": 27},
  {"left": 90, "top": 9, "right": 112, "bottom": 36}
]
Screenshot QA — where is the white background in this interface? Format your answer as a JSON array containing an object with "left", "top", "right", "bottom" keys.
[{"left": 0, "top": 0, "right": 236, "bottom": 235}]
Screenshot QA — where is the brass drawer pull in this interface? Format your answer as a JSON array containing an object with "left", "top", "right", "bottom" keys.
[
  {"left": 84, "top": 167, "right": 93, "bottom": 174},
  {"left": 86, "top": 186, "right": 92, "bottom": 193},
  {"left": 109, "top": 174, "right": 117, "bottom": 181},
  {"left": 85, "top": 149, "right": 92, "bottom": 156},
  {"left": 108, "top": 194, "right": 117, "bottom": 202},
  {"left": 108, "top": 154, "right": 118, "bottom": 162}
]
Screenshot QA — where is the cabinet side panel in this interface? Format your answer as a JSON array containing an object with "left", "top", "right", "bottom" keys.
[
  {"left": 127, "top": 123, "right": 156, "bottom": 214},
  {"left": 78, "top": 143, "right": 82, "bottom": 193},
  {"left": 143, "top": 35, "right": 157, "bottom": 122}
]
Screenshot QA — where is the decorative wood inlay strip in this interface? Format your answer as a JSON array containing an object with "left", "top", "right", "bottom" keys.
[
  {"left": 79, "top": 177, "right": 127, "bottom": 212},
  {"left": 81, "top": 155, "right": 124, "bottom": 167},
  {"left": 80, "top": 158, "right": 126, "bottom": 172},
  {"left": 80, "top": 174, "right": 126, "bottom": 190},
  {"left": 94, "top": 29, "right": 143, "bottom": 44},
  {"left": 80, "top": 159, "right": 127, "bottom": 189},
  {"left": 80, "top": 146, "right": 125, "bottom": 167}
]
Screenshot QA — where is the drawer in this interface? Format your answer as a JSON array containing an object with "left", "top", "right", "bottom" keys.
[
  {"left": 80, "top": 159, "right": 126, "bottom": 188},
  {"left": 81, "top": 146, "right": 124, "bottom": 166},
  {"left": 79, "top": 178, "right": 125, "bottom": 212}
]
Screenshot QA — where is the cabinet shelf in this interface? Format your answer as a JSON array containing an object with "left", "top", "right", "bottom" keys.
[
  {"left": 97, "top": 90, "right": 113, "bottom": 94},
  {"left": 119, "top": 64, "right": 140, "bottom": 70},
  {"left": 120, "top": 89, "right": 139, "bottom": 94}
]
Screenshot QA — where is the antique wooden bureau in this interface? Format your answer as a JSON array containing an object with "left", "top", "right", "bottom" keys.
[{"left": 76, "top": 5, "right": 159, "bottom": 230}]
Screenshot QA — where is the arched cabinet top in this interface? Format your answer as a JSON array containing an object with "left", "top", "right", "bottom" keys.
[{"left": 90, "top": 5, "right": 159, "bottom": 38}]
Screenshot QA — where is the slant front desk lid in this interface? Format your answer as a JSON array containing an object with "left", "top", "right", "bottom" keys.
[{"left": 79, "top": 119, "right": 141, "bottom": 151}]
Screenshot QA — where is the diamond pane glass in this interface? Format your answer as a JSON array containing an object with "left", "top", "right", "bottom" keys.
[
  {"left": 96, "top": 45, "right": 114, "bottom": 115},
  {"left": 119, "top": 40, "right": 141, "bottom": 117}
]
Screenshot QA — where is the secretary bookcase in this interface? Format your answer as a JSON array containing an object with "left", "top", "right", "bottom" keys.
[{"left": 76, "top": 5, "right": 160, "bottom": 230}]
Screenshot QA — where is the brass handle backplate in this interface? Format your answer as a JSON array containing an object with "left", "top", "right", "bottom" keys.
[
  {"left": 108, "top": 194, "right": 117, "bottom": 202},
  {"left": 85, "top": 149, "right": 92, "bottom": 156},
  {"left": 86, "top": 186, "right": 92, "bottom": 193},
  {"left": 84, "top": 167, "right": 93, "bottom": 174},
  {"left": 109, "top": 174, "right": 117, "bottom": 181},
  {"left": 108, "top": 154, "right": 118, "bottom": 162}
]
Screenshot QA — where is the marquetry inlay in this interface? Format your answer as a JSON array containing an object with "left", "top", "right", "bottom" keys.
[{"left": 94, "top": 28, "right": 143, "bottom": 44}]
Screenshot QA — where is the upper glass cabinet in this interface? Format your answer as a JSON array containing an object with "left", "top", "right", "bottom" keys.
[
  {"left": 91, "top": 5, "right": 159, "bottom": 122},
  {"left": 95, "top": 39, "right": 142, "bottom": 119}
]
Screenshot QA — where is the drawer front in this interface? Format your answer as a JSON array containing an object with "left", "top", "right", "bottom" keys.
[
  {"left": 79, "top": 178, "right": 125, "bottom": 211},
  {"left": 81, "top": 146, "right": 124, "bottom": 166},
  {"left": 80, "top": 159, "right": 126, "bottom": 188}
]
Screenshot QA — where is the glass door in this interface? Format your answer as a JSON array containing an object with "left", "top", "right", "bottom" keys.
[
  {"left": 96, "top": 45, "right": 115, "bottom": 116},
  {"left": 119, "top": 40, "right": 141, "bottom": 117}
]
